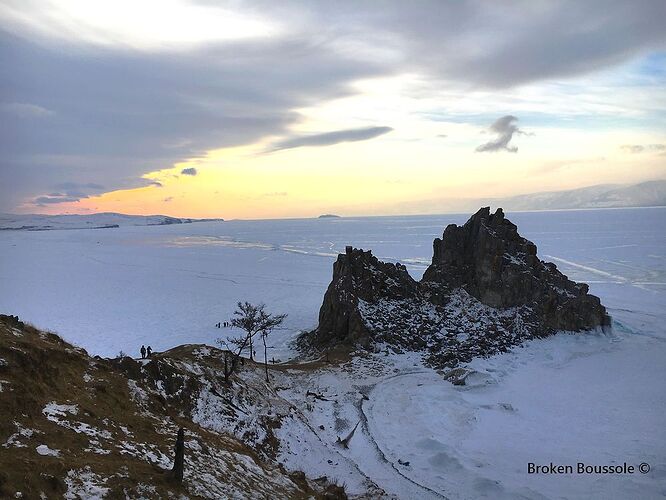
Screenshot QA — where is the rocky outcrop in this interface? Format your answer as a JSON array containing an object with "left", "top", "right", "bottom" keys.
[
  {"left": 423, "top": 207, "right": 609, "bottom": 332},
  {"left": 304, "top": 208, "right": 610, "bottom": 367},
  {"left": 311, "top": 247, "right": 418, "bottom": 348}
]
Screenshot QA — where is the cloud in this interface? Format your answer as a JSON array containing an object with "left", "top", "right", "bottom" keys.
[
  {"left": 34, "top": 195, "right": 81, "bottom": 205},
  {"left": 1, "top": 102, "right": 54, "bottom": 118},
  {"left": 55, "top": 182, "right": 105, "bottom": 192},
  {"left": 533, "top": 156, "right": 606, "bottom": 174},
  {"left": 244, "top": 0, "right": 666, "bottom": 88},
  {"left": 1, "top": 1, "right": 665, "bottom": 210},
  {"left": 163, "top": 196, "right": 174, "bottom": 202},
  {"left": 476, "top": 116, "right": 529, "bottom": 153},
  {"left": 267, "top": 126, "right": 393, "bottom": 152},
  {"left": 0, "top": 30, "right": 383, "bottom": 210},
  {"left": 180, "top": 167, "right": 198, "bottom": 176},
  {"left": 621, "top": 144, "right": 665, "bottom": 154},
  {"left": 29, "top": 181, "right": 108, "bottom": 206},
  {"left": 622, "top": 145, "right": 644, "bottom": 153}
]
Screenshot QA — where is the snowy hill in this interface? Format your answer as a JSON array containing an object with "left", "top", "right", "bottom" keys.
[
  {"left": 495, "top": 179, "right": 666, "bottom": 211},
  {"left": 0, "top": 212, "right": 223, "bottom": 231},
  {"left": 0, "top": 315, "right": 349, "bottom": 499}
]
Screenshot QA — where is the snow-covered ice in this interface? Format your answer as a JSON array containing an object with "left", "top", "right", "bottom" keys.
[
  {"left": 1, "top": 207, "right": 665, "bottom": 498},
  {"left": 364, "top": 332, "right": 666, "bottom": 499},
  {"left": 2, "top": 208, "right": 663, "bottom": 359}
]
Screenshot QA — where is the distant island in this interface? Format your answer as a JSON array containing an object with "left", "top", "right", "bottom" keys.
[{"left": 318, "top": 214, "right": 341, "bottom": 219}]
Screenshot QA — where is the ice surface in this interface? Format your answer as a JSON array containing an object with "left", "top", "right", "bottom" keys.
[
  {"left": 365, "top": 332, "right": 666, "bottom": 499},
  {"left": 1, "top": 207, "right": 665, "bottom": 498},
  {"left": 2, "top": 207, "right": 663, "bottom": 359}
]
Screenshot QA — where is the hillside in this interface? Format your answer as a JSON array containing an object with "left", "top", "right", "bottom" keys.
[{"left": 0, "top": 314, "right": 347, "bottom": 499}]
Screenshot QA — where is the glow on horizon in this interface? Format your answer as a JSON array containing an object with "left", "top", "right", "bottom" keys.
[
  {"left": 3, "top": 3, "right": 665, "bottom": 218},
  {"left": 34, "top": 124, "right": 665, "bottom": 219}
]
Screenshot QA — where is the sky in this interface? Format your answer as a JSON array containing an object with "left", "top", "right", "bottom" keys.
[{"left": 1, "top": 0, "right": 665, "bottom": 219}]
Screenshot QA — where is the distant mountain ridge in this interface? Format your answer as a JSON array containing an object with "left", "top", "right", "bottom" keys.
[
  {"left": 0, "top": 212, "right": 223, "bottom": 231},
  {"left": 494, "top": 180, "right": 666, "bottom": 211},
  {"left": 383, "top": 179, "right": 666, "bottom": 215}
]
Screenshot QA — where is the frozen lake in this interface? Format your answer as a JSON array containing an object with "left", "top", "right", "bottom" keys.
[
  {"left": 2, "top": 207, "right": 665, "bottom": 498},
  {"left": 0, "top": 207, "right": 664, "bottom": 358}
]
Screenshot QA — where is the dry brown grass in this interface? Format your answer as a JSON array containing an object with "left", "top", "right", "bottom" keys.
[{"left": 0, "top": 315, "right": 331, "bottom": 499}]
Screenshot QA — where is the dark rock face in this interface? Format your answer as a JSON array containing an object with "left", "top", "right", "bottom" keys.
[
  {"left": 423, "top": 207, "right": 537, "bottom": 307},
  {"left": 423, "top": 207, "right": 609, "bottom": 331},
  {"left": 0, "top": 314, "right": 24, "bottom": 330},
  {"left": 311, "top": 246, "right": 418, "bottom": 348},
  {"left": 304, "top": 208, "right": 610, "bottom": 367}
]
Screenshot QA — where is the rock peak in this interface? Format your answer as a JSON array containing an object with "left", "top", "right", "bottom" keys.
[{"left": 303, "top": 208, "right": 610, "bottom": 367}]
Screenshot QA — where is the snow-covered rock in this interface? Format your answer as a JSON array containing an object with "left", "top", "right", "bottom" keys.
[{"left": 305, "top": 207, "right": 610, "bottom": 368}]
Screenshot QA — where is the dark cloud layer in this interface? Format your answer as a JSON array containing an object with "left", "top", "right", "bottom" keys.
[
  {"left": 264, "top": 0, "right": 666, "bottom": 88},
  {"left": 1, "top": 0, "right": 665, "bottom": 210},
  {"left": 0, "top": 31, "right": 383, "bottom": 209},
  {"left": 29, "top": 181, "right": 107, "bottom": 205},
  {"left": 267, "top": 126, "right": 393, "bottom": 152}
]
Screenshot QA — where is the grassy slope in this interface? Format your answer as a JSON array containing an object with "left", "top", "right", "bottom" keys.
[{"left": 0, "top": 315, "right": 326, "bottom": 499}]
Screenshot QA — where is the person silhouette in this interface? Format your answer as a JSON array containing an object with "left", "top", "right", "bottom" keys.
[
  {"left": 146, "top": 345, "right": 153, "bottom": 358},
  {"left": 140, "top": 345, "right": 146, "bottom": 359}
]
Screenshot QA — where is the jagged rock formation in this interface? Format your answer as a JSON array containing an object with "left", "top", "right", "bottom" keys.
[
  {"left": 314, "top": 248, "right": 418, "bottom": 348},
  {"left": 423, "top": 207, "right": 609, "bottom": 331},
  {"left": 305, "top": 208, "right": 611, "bottom": 367}
]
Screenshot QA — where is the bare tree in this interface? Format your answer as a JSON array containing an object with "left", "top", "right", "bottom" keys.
[
  {"left": 216, "top": 302, "right": 286, "bottom": 383},
  {"left": 233, "top": 301, "right": 263, "bottom": 361},
  {"left": 221, "top": 351, "right": 235, "bottom": 383},
  {"left": 258, "top": 309, "right": 287, "bottom": 383}
]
